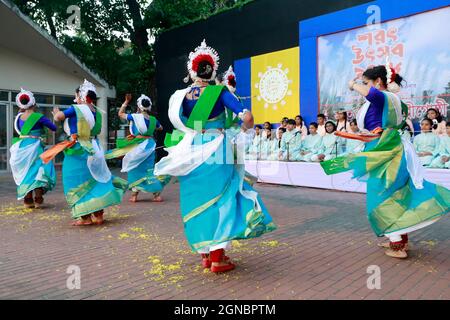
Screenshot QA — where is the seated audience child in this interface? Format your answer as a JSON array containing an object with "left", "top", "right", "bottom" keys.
[
  {"left": 317, "top": 114, "right": 326, "bottom": 136},
  {"left": 426, "top": 108, "right": 446, "bottom": 136},
  {"left": 270, "top": 127, "right": 285, "bottom": 160},
  {"left": 336, "top": 110, "right": 350, "bottom": 132},
  {"left": 430, "top": 121, "right": 450, "bottom": 169},
  {"left": 414, "top": 118, "right": 440, "bottom": 167},
  {"left": 342, "top": 120, "right": 365, "bottom": 155},
  {"left": 276, "top": 117, "right": 288, "bottom": 136},
  {"left": 259, "top": 128, "right": 274, "bottom": 160},
  {"left": 247, "top": 125, "right": 263, "bottom": 160},
  {"left": 295, "top": 122, "right": 322, "bottom": 162},
  {"left": 279, "top": 119, "right": 302, "bottom": 161},
  {"left": 262, "top": 121, "right": 272, "bottom": 138},
  {"left": 294, "top": 115, "right": 308, "bottom": 140},
  {"left": 311, "top": 121, "right": 343, "bottom": 162}
]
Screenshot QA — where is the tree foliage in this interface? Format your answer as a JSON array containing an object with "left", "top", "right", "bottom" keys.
[{"left": 11, "top": 0, "right": 252, "bottom": 101}]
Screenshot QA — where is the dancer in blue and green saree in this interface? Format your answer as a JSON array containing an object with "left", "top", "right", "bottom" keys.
[
  {"left": 321, "top": 63, "right": 449, "bottom": 259},
  {"left": 44, "top": 80, "right": 127, "bottom": 226},
  {"left": 155, "top": 40, "right": 276, "bottom": 273},
  {"left": 106, "top": 93, "right": 170, "bottom": 203},
  {"left": 10, "top": 89, "right": 57, "bottom": 209}
]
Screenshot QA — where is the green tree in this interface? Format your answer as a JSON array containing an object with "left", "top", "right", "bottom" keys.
[{"left": 11, "top": 0, "right": 253, "bottom": 99}]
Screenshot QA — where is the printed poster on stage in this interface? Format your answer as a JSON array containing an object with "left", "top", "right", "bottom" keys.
[
  {"left": 251, "top": 47, "right": 300, "bottom": 124},
  {"left": 318, "top": 6, "right": 450, "bottom": 123}
]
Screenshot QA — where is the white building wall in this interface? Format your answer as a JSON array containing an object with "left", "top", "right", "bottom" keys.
[
  {"left": 1, "top": 46, "right": 91, "bottom": 95},
  {"left": 0, "top": 45, "right": 111, "bottom": 148}
]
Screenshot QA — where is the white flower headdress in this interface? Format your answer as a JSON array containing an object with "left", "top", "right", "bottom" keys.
[
  {"left": 137, "top": 94, "right": 152, "bottom": 111},
  {"left": 15, "top": 88, "right": 35, "bottom": 109},
  {"left": 186, "top": 39, "right": 220, "bottom": 82},
  {"left": 79, "top": 79, "right": 97, "bottom": 101},
  {"left": 385, "top": 57, "right": 400, "bottom": 94},
  {"left": 222, "top": 65, "right": 236, "bottom": 87}
]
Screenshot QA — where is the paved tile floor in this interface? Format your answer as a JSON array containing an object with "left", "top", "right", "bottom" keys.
[{"left": 0, "top": 172, "right": 448, "bottom": 300}]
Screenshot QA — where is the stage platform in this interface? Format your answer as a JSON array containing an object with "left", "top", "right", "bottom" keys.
[{"left": 245, "top": 160, "right": 450, "bottom": 193}]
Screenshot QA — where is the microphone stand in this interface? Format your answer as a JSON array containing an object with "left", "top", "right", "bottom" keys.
[{"left": 335, "top": 140, "right": 338, "bottom": 158}]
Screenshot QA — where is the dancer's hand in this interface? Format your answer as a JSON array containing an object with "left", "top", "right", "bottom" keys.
[
  {"left": 242, "top": 111, "right": 254, "bottom": 130},
  {"left": 124, "top": 94, "right": 132, "bottom": 105},
  {"left": 418, "top": 152, "right": 431, "bottom": 157},
  {"left": 348, "top": 76, "right": 360, "bottom": 91},
  {"left": 52, "top": 106, "right": 60, "bottom": 115},
  {"left": 348, "top": 80, "right": 356, "bottom": 91},
  {"left": 52, "top": 106, "right": 65, "bottom": 121}
]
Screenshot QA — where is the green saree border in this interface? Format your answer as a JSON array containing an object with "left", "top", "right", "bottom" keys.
[
  {"left": 17, "top": 177, "right": 55, "bottom": 200},
  {"left": 371, "top": 183, "right": 450, "bottom": 236},
  {"left": 191, "top": 221, "right": 277, "bottom": 251},
  {"left": 71, "top": 187, "right": 125, "bottom": 219},
  {"left": 68, "top": 177, "right": 128, "bottom": 219}
]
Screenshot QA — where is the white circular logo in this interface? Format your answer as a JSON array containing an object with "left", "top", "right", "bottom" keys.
[{"left": 258, "top": 67, "right": 289, "bottom": 104}]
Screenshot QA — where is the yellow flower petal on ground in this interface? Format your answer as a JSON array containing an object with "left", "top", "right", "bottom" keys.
[
  {"left": 118, "top": 233, "right": 131, "bottom": 240},
  {"left": 232, "top": 240, "right": 243, "bottom": 247},
  {"left": 260, "top": 240, "right": 279, "bottom": 247}
]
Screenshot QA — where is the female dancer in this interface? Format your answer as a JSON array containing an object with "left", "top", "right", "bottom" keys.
[
  {"left": 47, "top": 80, "right": 127, "bottom": 226},
  {"left": 321, "top": 63, "right": 449, "bottom": 258},
  {"left": 10, "top": 89, "right": 56, "bottom": 208},
  {"left": 106, "top": 94, "right": 169, "bottom": 202},
  {"left": 155, "top": 40, "right": 276, "bottom": 273}
]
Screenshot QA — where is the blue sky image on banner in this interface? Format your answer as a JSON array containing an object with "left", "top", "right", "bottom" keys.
[{"left": 318, "top": 6, "right": 450, "bottom": 122}]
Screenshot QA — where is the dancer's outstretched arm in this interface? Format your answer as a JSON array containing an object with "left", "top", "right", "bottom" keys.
[
  {"left": 348, "top": 78, "right": 371, "bottom": 97},
  {"left": 52, "top": 106, "right": 65, "bottom": 122},
  {"left": 118, "top": 94, "right": 132, "bottom": 121}
]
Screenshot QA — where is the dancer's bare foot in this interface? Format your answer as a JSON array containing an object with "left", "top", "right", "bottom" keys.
[
  {"left": 24, "top": 192, "right": 34, "bottom": 209},
  {"left": 24, "top": 203, "right": 35, "bottom": 209},
  {"left": 92, "top": 211, "right": 104, "bottom": 225},
  {"left": 152, "top": 193, "right": 163, "bottom": 202},
  {"left": 385, "top": 248, "right": 408, "bottom": 259},
  {"left": 129, "top": 193, "right": 138, "bottom": 203},
  {"left": 72, "top": 217, "right": 93, "bottom": 226},
  {"left": 211, "top": 260, "right": 236, "bottom": 273},
  {"left": 378, "top": 242, "right": 410, "bottom": 251},
  {"left": 34, "top": 188, "right": 44, "bottom": 209},
  {"left": 34, "top": 198, "right": 44, "bottom": 209}
]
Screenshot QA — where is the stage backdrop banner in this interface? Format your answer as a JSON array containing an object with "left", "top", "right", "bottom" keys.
[
  {"left": 250, "top": 47, "right": 300, "bottom": 124},
  {"left": 318, "top": 6, "right": 450, "bottom": 122}
]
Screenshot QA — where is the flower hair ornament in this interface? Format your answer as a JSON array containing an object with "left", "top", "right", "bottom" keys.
[
  {"left": 186, "top": 39, "right": 220, "bottom": 82},
  {"left": 137, "top": 94, "right": 152, "bottom": 111},
  {"left": 223, "top": 65, "right": 236, "bottom": 87},
  {"left": 385, "top": 57, "right": 400, "bottom": 94},
  {"left": 15, "top": 88, "right": 35, "bottom": 109},
  {"left": 79, "top": 79, "right": 97, "bottom": 101}
]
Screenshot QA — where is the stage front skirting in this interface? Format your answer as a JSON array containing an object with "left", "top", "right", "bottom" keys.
[{"left": 244, "top": 160, "right": 450, "bottom": 193}]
